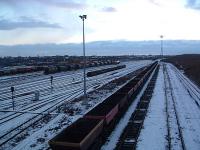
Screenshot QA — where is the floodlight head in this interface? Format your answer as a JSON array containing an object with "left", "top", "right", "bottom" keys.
[{"left": 79, "top": 15, "right": 87, "bottom": 20}]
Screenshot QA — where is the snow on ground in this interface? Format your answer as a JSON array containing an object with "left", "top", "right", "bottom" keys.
[
  {"left": 11, "top": 76, "right": 124, "bottom": 150},
  {"left": 12, "top": 114, "right": 81, "bottom": 150},
  {"left": 137, "top": 63, "right": 200, "bottom": 150},
  {"left": 2, "top": 61, "right": 200, "bottom": 150},
  {"left": 0, "top": 60, "right": 152, "bottom": 150}
]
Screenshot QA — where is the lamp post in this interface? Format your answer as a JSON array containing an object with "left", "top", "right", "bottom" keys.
[
  {"left": 79, "top": 15, "right": 87, "bottom": 100},
  {"left": 160, "top": 35, "right": 163, "bottom": 59}
]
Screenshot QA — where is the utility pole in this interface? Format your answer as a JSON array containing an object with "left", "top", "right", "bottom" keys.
[
  {"left": 160, "top": 35, "right": 164, "bottom": 59},
  {"left": 79, "top": 15, "right": 87, "bottom": 100},
  {"left": 50, "top": 76, "right": 53, "bottom": 89},
  {"left": 11, "top": 86, "right": 15, "bottom": 110}
]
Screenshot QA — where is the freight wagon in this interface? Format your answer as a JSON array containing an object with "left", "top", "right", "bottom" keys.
[
  {"left": 85, "top": 94, "right": 119, "bottom": 125},
  {"left": 49, "top": 118, "right": 104, "bottom": 150},
  {"left": 0, "top": 66, "right": 41, "bottom": 76}
]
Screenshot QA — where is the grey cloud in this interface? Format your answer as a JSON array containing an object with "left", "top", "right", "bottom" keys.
[
  {"left": 149, "top": 0, "right": 161, "bottom": 7},
  {"left": 41, "top": 0, "right": 87, "bottom": 9},
  {"left": 0, "top": 18, "right": 62, "bottom": 30},
  {"left": 101, "top": 7, "right": 117, "bottom": 12},
  {"left": 186, "top": 0, "right": 200, "bottom": 10},
  {"left": 0, "top": 0, "right": 87, "bottom": 10}
]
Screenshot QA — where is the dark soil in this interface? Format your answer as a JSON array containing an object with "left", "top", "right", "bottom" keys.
[{"left": 164, "top": 54, "right": 200, "bottom": 87}]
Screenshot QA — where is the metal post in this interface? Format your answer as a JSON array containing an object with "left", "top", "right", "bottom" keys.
[
  {"left": 35, "top": 91, "right": 40, "bottom": 101},
  {"left": 160, "top": 35, "right": 163, "bottom": 59},
  {"left": 11, "top": 86, "right": 15, "bottom": 110},
  {"left": 50, "top": 76, "right": 53, "bottom": 88},
  {"left": 79, "top": 15, "right": 87, "bottom": 100}
]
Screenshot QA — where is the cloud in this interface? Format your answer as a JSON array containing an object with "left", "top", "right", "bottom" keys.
[
  {"left": 0, "top": 18, "right": 62, "bottom": 30},
  {"left": 148, "top": 0, "right": 161, "bottom": 7},
  {"left": 186, "top": 0, "right": 200, "bottom": 10},
  {"left": 40, "top": 0, "right": 87, "bottom": 9},
  {"left": 101, "top": 7, "right": 117, "bottom": 12},
  {"left": 0, "top": 0, "right": 87, "bottom": 10}
]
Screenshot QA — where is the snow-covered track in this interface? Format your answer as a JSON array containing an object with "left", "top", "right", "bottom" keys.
[
  {"left": 0, "top": 88, "right": 80, "bottom": 125},
  {"left": 0, "top": 89, "right": 84, "bottom": 149},
  {"left": 0, "top": 72, "right": 44, "bottom": 89},
  {"left": 0, "top": 65, "right": 125, "bottom": 102},
  {"left": 170, "top": 65, "right": 200, "bottom": 108},
  {"left": 163, "top": 64, "right": 186, "bottom": 150},
  {"left": 0, "top": 60, "right": 152, "bottom": 150}
]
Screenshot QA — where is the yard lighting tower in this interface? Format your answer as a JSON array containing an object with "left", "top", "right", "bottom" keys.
[
  {"left": 79, "top": 15, "right": 87, "bottom": 100},
  {"left": 160, "top": 35, "right": 164, "bottom": 59}
]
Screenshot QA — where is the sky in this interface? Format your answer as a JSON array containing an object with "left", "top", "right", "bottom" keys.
[{"left": 0, "top": 0, "right": 200, "bottom": 46}]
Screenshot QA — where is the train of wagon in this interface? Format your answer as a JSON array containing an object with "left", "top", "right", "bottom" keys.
[
  {"left": 49, "top": 61, "right": 158, "bottom": 150},
  {"left": 44, "top": 60, "right": 120, "bottom": 75},
  {"left": 86, "top": 64, "right": 126, "bottom": 77},
  {"left": 0, "top": 60, "right": 120, "bottom": 76},
  {"left": 0, "top": 66, "right": 44, "bottom": 76}
]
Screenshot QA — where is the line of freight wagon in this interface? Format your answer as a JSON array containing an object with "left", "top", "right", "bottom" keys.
[
  {"left": 0, "top": 60, "right": 120, "bottom": 76},
  {"left": 87, "top": 65, "right": 126, "bottom": 77},
  {"left": 49, "top": 61, "right": 158, "bottom": 150},
  {"left": 44, "top": 60, "right": 120, "bottom": 75},
  {"left": 0, "top": 66, "right": 44, "bottom": 77}
]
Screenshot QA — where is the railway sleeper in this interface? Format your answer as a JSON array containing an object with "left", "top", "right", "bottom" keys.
[
  {"left": 116, "top": 122, "right": 142, "bottom": 150},
  {"left": 137, "top": 101, "right": 149, "bottom": 109}
]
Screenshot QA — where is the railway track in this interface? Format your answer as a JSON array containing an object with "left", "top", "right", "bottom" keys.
[
  {"left": 170, "top": 64, "right": 200, "bottom": 108},
  {"left": 0, "top": 62, "right": 149, "bottom": 110},
  {"left": 0, "top": 64, "right": 120, "bottom": 90},
  {"left": 0, "top": 70, "right": 118, "bottom": 110},
  {"left": 114, "top": 65, "right": 159, "bottom": 150},
  {"left": 0, "top": 89, "right": 84, "bottom": 149},
  {"left": 0, "top": 79, "right": 108, "bottom": 150},
  {"left": 0, "top": 64, "right": 113, "bottom": 88},
  {"left": 47, "top": 62, "right": 157, "bottom": 150},
  {"left": 0, "top": 88, "right": 81, "bottom": 124},
  {"left": 0, "top": 62, "right": 151, "bottom": 150},
  {"left": 0, "top": 78, "right": 104, "bottom": 126},
  {"left": 0, "top": 72, "right": 44, "bottom": 88},
  {"left": 0, "top": 65, "right": 136, "bottom": 121},
  {"left": 163, "top": 63, "right": 186, "bottom": 150},
  {"left": 0, "top": 73, "right": 81, "bottom": 100},
  {"left": 0, "top": 65, "right": 115, "bottom": 98},
  {"left": 0, "top": 80, "right": 84, "bottom": 110},
  {"left": 163, "top": 64, "right": 171, "bottom": 150}
]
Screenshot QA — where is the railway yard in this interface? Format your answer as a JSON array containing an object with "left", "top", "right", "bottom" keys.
[{"left": 0, "top": 59, "right": 200, "bottom": 150}]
